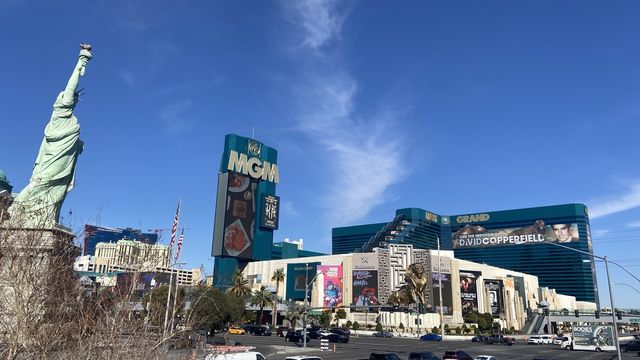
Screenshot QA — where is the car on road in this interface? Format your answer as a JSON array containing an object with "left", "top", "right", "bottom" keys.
[
  {"left": 621, "top": 340, "right": 640, "bottom": 352},
  {"left": 276, "top": 326, "right": 290, "bottom": 337},
  {"left": 372, "top": 331, "right": 394, "bottom": 338},
  {"left": 227, "top": 326, "right": 246, "bottom": 335},
  {"left": 285, "top": 330, "right": 310, "bottom": 343},
  {"left": 473, "top": 356, "right": 496, "bottom": 360},
  {"left": 206, "top": 350, "right": 265, "bottom": 360},
  {"left": 307, "top": 328, "right": 324, "bottom": 339},
  {"left": 442, "top": 350, "right": 473, "bottom": 360},
  {"left": 485, "top": 334, "right": 514, "bottom": 345},
  {"left": 419, "top": 332, "right": 443, "bottom": 342},
  {"left": 330, "top": 327, "right": 350, "bottom": 336},
  {"left": 284, "top": 357, "right": 323, "bottom": 360},
  {"left": 471, "top": 335, "right": 488, "bottom": 342},
  {"left": 252, "top": 327, "right": 272, "bottom": 336},
  {"left": 243, "top": 324, "right": 262, "bottom": 335},
  {"left": 408, "top": 351, "right": 439, "bottom": 359},
  {"left": 369, "top": 353, "right": 402, "bottom": 360}
]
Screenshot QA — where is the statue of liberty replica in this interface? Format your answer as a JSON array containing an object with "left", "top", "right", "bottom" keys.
[
  {"left": 0, "top": 45, "right": 93, "bottom": 353},
  {"left": 8, "top": 44, "right": 92, "bottom": 227}
]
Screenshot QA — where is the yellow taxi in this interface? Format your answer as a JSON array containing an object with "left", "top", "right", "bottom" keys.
[{"left": 227, "top": 326, "right": 246, "bottom": 335}]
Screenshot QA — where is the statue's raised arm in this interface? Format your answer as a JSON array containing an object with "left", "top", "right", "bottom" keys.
[{"left": 9, "top": 44, "right": 93, "bottom": 227}]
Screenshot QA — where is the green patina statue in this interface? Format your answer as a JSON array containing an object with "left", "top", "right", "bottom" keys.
[{"left": 9, "top": 45, "right": 92, "bottom": 227}]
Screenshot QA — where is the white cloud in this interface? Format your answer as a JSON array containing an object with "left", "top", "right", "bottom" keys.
[
  {"left": 589, "top": 181, "right": 640, "bottom": 219},
  {"left": 158, "top": 100, "right": 196, "bottom": 133},
  {"left": 282, "top": 201, "right": 299, "bottom": 217},
  {"left": 628, "top": 221, "right": 640, "bottom": 228},
  {"left": 282, "top": 0, "right": 348, "bottom": 51},
  {"left": 281, "top": 0, "right": 409, "bottom": 226},
  {"left": 115, "top": 69, "right": 136, "bottom": 88},
  {"left": 591, "top": 229, "right": 610, "bottom": 237}
]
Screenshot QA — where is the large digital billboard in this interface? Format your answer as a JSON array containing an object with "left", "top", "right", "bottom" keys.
[
  {"left": 484, "top": 279, "right": 503, "bottom": 317},
  {"left": 318, "top": 265, "right": 343, "bottom": 308},
  {"left": 352, "top": 270, "right": 379, "bottom": 311},
  {"left": 453, "top": 221, "right": 579, "bottom": 249},
  {"left": 286, "top": 262, "right": 320, "bottom": 301},
  {"left": 459, "top": 270, "right": 481, "bottom": 315}
]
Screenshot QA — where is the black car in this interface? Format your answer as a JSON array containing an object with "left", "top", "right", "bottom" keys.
[
  {"left": 372, "top": 331, "right": 394, "bottom": 338},
  {"left": 486, "top": 334, "right": 514, "bottom": 345},
  {"left": 369, "top": 353, "right": 402, "bottom": 360},
  {"left": 621, "top": 340, "right": 640, "bottom": 352},
  {"left": 321, "top": 332, "right": 349, "bottom": 343},
  {"left": 331, "top": 327, "right": 350, "bottom": 336},
  {"left": 307, "top": 328, "right": 324, "bottom": 339},
  {"left": 285, "top": 330, "right": 310, "bottom": 343},
  {"left": 243, "top": 324, "right": 261, "bottom": 335},
  {"left": 471, "top": 335, "right": 488, "bottom": 342},
  {"left": 252, "top": 327, "right": 272, "bottom": 336},
  {"left": 408, "top": 351, "right": 439, "bottom": 360},
  {"left": 442, "top": 350, "right": 473, "bottom": 360}
]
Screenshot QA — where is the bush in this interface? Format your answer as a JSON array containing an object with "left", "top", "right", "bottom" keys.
[
  {"left": 399, "top": 323, "right": 405, "bottom": 332},
  {"left": 432, "top": 326, "right": 439, "bottom": 334},
  {"left": 444, "top": 324, "right": 450, "bottom": 335},
  {"left": 366, "top": 324, "right": 374, "bottom": 330},
  {"left": 375, "top": 322, "right": 383, "bottom": 332},
  {"left": 346, "top": 320, "right": 352, "bottom": 329},
  {"left": 352, "top": 321, "right": 360, "bottom": 331},
  {"left": 455, "top": 326, "right": 462, "bottom": 335}
]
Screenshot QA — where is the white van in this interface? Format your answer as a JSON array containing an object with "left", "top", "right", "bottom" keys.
[
  {"left": 528, "top": 336, "right": 542, "bottom": 344},
  {"left": 205, "top": 351, "right": 265, "bottom": 360}
]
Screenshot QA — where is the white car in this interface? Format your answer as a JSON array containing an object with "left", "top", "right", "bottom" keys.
[
  {"left": 474, "top": 356, "right": 496, "bottom": 360},
  {"left": 528, "top": 336, "right": 542, "bottom": 344},
  {"left": 206, "top": 351, "right": 265, "bottom": 360},
  {"left": 285, "top": 357, "right": 323, "bottom": 360}
]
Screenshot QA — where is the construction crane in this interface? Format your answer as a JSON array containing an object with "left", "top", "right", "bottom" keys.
[{"left": 147, "top": 227, "right": 190, "bottom": 242}]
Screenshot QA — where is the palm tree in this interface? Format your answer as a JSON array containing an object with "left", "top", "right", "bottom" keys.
[
  {"left": 226, "top": 269, "right": 251, "bottom": 298},
  {"left": 270, "top": 268, "right": 285, "bottom": 326},
  {"left": 250, "top": 286, "right": 274, "bottom": 325},
  {"left": 284, "top": 300, "right": 304, "bottom": 331}
]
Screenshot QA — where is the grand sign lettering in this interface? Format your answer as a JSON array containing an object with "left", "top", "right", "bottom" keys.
[{"left": 227, "top": 150, "right": 279, "bottom": 184}]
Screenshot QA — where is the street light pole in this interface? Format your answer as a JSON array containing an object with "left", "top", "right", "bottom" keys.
[
  {"left": 303, "top": 264, "right": 324, "bottom": 349},
  {"left": 545, "top": 242, "right": 621, "bottom": 360}
]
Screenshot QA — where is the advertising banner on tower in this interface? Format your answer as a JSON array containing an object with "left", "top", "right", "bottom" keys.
[
  {"left": 484, "top": 279, "right": 503, "bottom": 317},
  {"left": 212, "top": 173, "right": 258, "bottom": 259},
  {"left": 453, "top": 221, "right": 579, "bottom": 249},
  {"left": 318, "top": 265, "right": 343, "bottom": 308},
  {"left": 459, "top": 270, "right": 481, "bottom": 315},
  {"left": 352, "top": 270, "right": 379, "bottom": 311}
]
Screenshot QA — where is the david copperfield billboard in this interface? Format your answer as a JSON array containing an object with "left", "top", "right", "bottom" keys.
[
  {"left": 212, "top": 134, "right": 279, "bottom": 261},
  {"left": 453, "top": 220, "right": 579, "bottom": 249}
]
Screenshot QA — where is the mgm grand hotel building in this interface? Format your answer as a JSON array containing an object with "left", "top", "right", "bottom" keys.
[
  {"left": 332, "top": 204, "right": 597, "bottom": 305},
  {"left": 241, "top": 203, "right": 596, "bottom": 331}
]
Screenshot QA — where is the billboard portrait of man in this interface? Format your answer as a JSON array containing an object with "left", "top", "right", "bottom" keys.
[{"left": 550, "top": 223, "right": 577, "bottom": 243}]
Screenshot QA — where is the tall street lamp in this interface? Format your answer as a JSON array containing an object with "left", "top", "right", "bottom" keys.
[
  {"left": 612, "top": 282, "right": 640, "bottom": 296},
  {"left": 303, "top": 263, "right": 324, "bottom": 349},
  {"left": 545, "top": 242, "right": 621, "bottom": 360}
]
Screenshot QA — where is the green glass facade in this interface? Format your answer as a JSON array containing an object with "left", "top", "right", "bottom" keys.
[{"left": 332, "top": 203, "right": 598, "bottom": 304}]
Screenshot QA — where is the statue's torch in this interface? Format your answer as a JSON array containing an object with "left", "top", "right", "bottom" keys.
[{"left": 79, "top": 43, "right": 92, "bottom": 77}]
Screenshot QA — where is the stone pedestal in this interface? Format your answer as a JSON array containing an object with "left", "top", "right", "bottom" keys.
[{"left": 0, "top": 225, "right": 79, "bottom": 347}]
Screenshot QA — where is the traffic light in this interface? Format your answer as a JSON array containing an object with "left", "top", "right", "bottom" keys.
[
  {"left": 617, "top": 312, "right": 623, "bottom": 320},
  {"left": 574, "top": 310, "right": 579, "bottom": 317},
  {"left": 595, "top": 310, "right": 600, "bottom": 319},
  {"left": 418, "top": 303, "right": 426, "bottom": 314}
]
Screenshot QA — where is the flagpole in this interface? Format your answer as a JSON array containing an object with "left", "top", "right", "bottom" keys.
[
  {"left": 170, "top": 229, "right": 185, "bottom": 332},
  {"left": 163, "top": 198, "right": 181, "bottom": 339}
]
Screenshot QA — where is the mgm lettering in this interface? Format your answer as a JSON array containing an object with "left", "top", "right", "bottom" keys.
[{"left": 227, "top": 150, "right": 279, "bottom": 183}]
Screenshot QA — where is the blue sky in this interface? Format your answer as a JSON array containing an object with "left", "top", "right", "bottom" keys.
[{"left": 1, "top": 0, "right": 639, "bottom": 308}]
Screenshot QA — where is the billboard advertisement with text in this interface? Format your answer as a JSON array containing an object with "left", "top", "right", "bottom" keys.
[
  {"left": 318, "top": 265, "right": 343, "bottom": 308},
  {"left": 453, "top": 221, "right": 579, "bottom": 249},
  {"left": 352, "top": 270, "right": 379, "bottom": 311},
  {"left": 460, "top": 270, "right": 481, "bottom": 315}
]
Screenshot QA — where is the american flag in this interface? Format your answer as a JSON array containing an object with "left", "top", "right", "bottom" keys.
[
  {"left": 168, "top": 199, "right": 181, "bottom": 252},
  {"left": 175, "top": 228, "right": 184, "bottom": 261}
]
